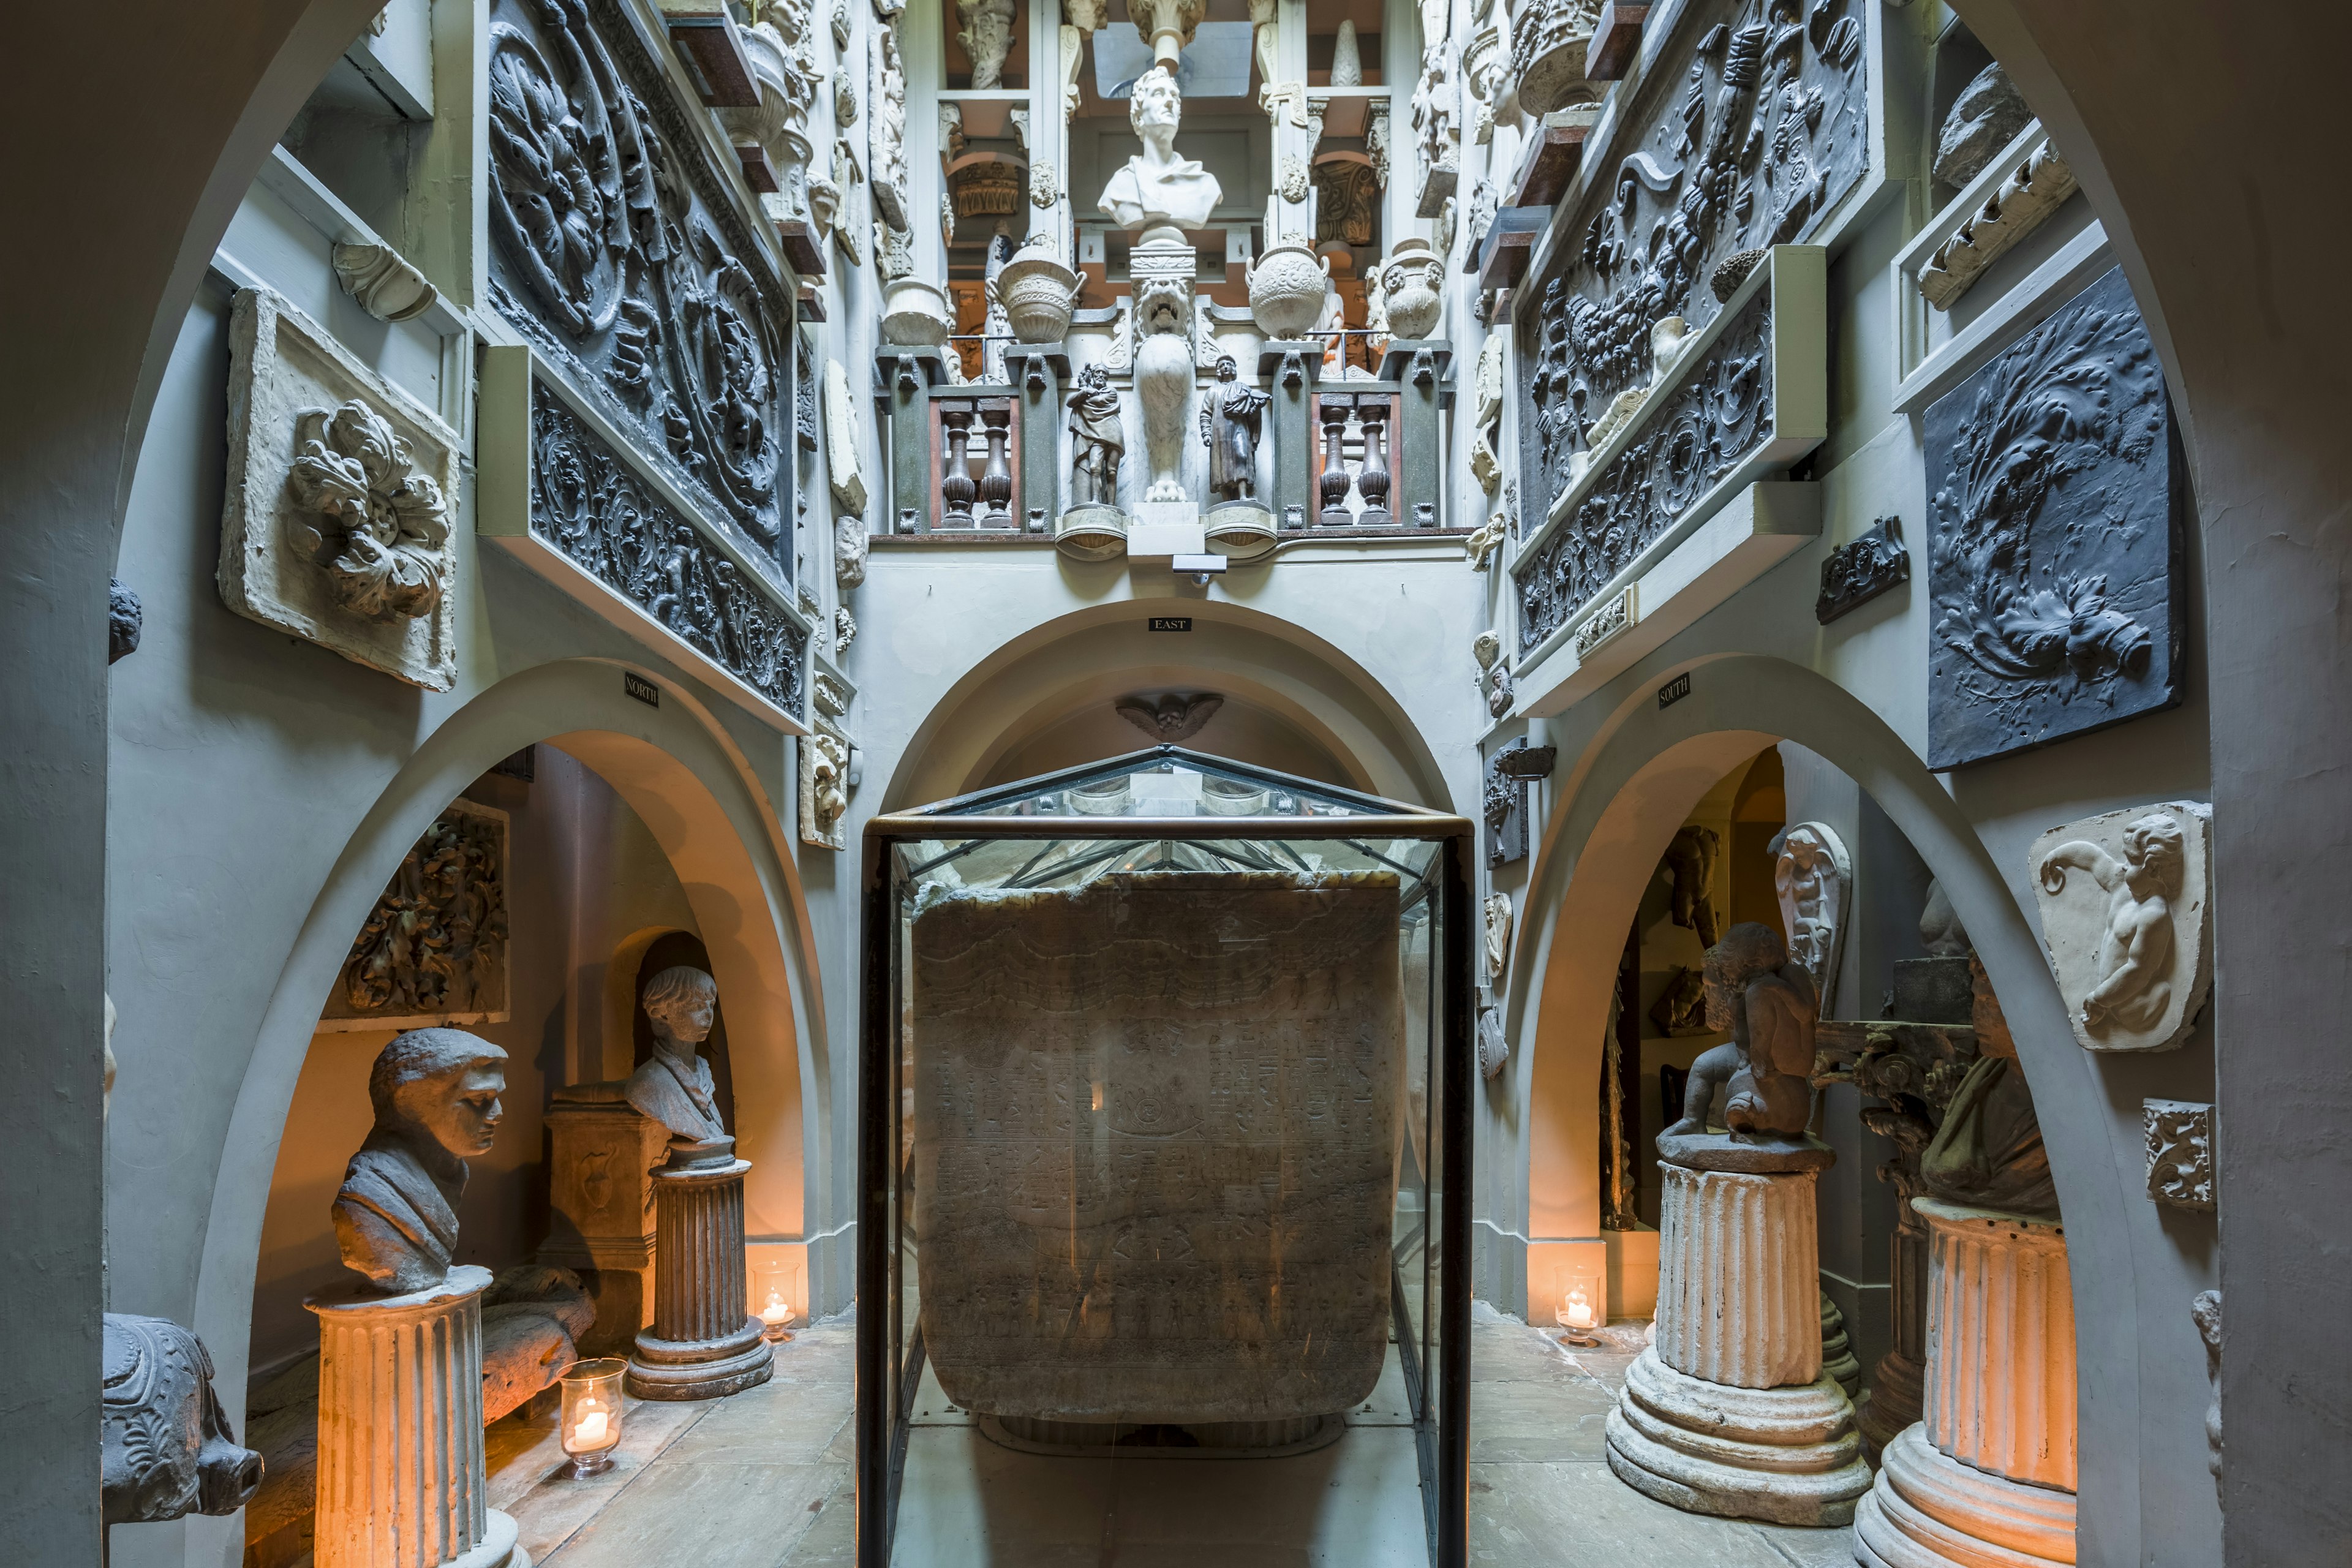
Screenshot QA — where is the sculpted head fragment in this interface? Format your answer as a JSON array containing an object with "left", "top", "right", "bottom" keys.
[
  {"left": 644, "top": 964, "right": 721, "bottom": 1049},
  {"left": 1129, "top": 65, "right": 1180, "bottom": 138},
  {"left": 370, "top": 1027, "right": 508, "bottom": 1159}
]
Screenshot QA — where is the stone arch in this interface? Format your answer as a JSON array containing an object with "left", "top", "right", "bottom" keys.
[
  {"left": 1497, "top": 652, "right": 2148, "bottom": 1560},
  {"left": 878, "top": 600, "right": 1456, "bottom": 810},
  {"left": 193, "top": 658, "right": 833, "bottom": 1399}
]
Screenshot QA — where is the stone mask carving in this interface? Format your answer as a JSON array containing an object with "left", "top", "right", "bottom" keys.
[{"left": 333, "top": 1028, "right": 508, "bottom": 1294}]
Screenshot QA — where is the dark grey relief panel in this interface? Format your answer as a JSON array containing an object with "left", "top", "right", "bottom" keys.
[
  {"left": 1517, "top": 0, "right": 1869, "bottom": 524},
  {"left": 488, "top": 0, "right": 793, "bottom": 564},
  {"left": 532, "top": 391, "right": 809, "bottom": 720},
  {"left": 1926, "top": 266, "right": 2182, "bottom": 769}
]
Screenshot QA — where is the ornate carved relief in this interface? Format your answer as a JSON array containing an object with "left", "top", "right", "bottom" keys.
[
  {"left": 2144, "top": 1099, "right": 2215, "bottom": 1212},
  {"left": 331, "top": 241, "right": 437, "bottom": 322},
  {"left": 1116, "top": 692, "right": 1224, "bottom": 742},
  {"left": 1482, "top": 892, "right": 1513, "bottom": 984},
  {"left": 1513, "top": 289, "right": 1773, "bottom": 654},
  {"left": 1770, "top": 821, "right": 1850, "bottom": 1015},
  {"left": 487, "top": 0, "right": 791, "bottom": 557},
  {"left": 1313, "top": 160, "right": 1376, "bottom": 245},
  {"left": 1928, "top": 266, "right": 2181, "bottom": 767},
  {"left": 1516, "top": 0, "right": 1867, "bottom": 522},
  {"left": 319, "top": 798, "right": 510, "bottom": 1031},
  {"left": 1918, "top": 140, "right": 2076, "bottom": 310},
  {"left": 221, "top": 287, "right": 459, "bottom": 690},
  {"left": 1483, "top": 739, "right": 1557, "bottom": 866},
  {"left": 801, "top": 726, "right": 851, "bottom": 849},
  {"left": 2030, "top": 801, "right": 2212, "bottom": 1054},
  {"left": 1815, "top": 513, "right": 1909, "bottom": 623},
  {"left": 871, "top": 21, "right": 910, "bottom": 228},
  {"left": 101, "top": 1314, "right": 262, "bottom": 1526},
  {"left": 531, "top": 393, "right": 809, "bottom": 718},
  {"left": 1476, "top": 1006, "right": 1511, "bottom": 1080}
]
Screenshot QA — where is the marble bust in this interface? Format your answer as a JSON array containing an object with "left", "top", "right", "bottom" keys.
[
  {"left": 624, "top": 965, "right": 730, "bottom": 1144},
  {"left": 1095, "top": 66, "right": 1221, "bottom": 238},
  {"left": 333, "top": 1028, "right": 508, "bottom": 1294}
]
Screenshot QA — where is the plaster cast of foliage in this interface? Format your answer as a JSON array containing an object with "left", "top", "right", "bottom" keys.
[
  {"left": 334, "top": 1029, "right": 510, "bottom": 1294},
  {"left": 331, "top": 241, "right": 437, "bottom": 322},
  {"left": 1919, "top": 141, "right": 2078, "bottom": 311},
  {"left": 1476, "top": 1006, "right": 1510, "bottom": 1080},
  {"left": 285, "top": 398, "right": 452, "bottom": 620},
  {"left": 823, "top": 358, "right": 869, "bottom": 512},
  {"left": 1464, "top": 512, "right": 1507, "bottom": 570},
  {"left": 1815, "top": 514, "right": 1909, "bottom": 623},
  {"left": 221, "top": 287, "right": 459, "bottom": 690},
  {"left": 2143, "top": 1099, "right": 2215, "bottom": 1212},
  {"left": 835, "top": 604, "right": 858, "bottom": 652},
  {"left": 2030, "top": 802, "right": 2212, "bottom": 1052},
  {"left": 1116, "top": 692, "right": 1224, "bottom": 742},
  {"left": 835, "top": 514, "right": 869, "bottom": 588},
  {"left": 1770, "top": 822, "right": 1850, "bottom": 1016},
  {"left": 320, "top": 798, "right": 510, "bottom": 1032},
  {"left": 801, "top": 727, "right": 852, "bottom": 849},
  {"left": 1482, "top": 892, "right": 1512, "bottom": 984}
]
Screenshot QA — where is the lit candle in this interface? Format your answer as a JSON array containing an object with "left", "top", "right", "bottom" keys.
[
  {"left": 574, "top": 1408, "right": 609, "bottom": 1447},
  {"left": 760, "top": 1296, "right": 792, "bottom": 1327},
  {"left": 1564, "top": 1288, "right": 1596, "bottom": 1330}
]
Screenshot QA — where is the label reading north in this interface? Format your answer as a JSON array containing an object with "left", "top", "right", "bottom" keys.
[
  {"left": 1657, "top": 672, "right": 1691, "bottom": 709},
  {"left": 624, "top": 671, "right": 661, "bottom": 707},
  {"left": 1150, "top": 616, "right": 1194, "bottom": 632}
]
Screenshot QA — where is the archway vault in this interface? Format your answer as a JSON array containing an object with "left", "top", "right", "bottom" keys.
[{"left": 880, "top": 600, "right": 1457, "bottom": 813}]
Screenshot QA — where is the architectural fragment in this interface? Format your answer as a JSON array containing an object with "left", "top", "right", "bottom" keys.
[
  {"left": 1918, "top": 140, "right": 2078, "bottom": 310},
  {"left": 543, "top": 1088, "right": 673, "bottom": 1354},
  {"left": 1815, "top": 514, "right": 1909, "bottom": 622},
  {"left": 823, "top": 358, "right": 868, "bottom": 511},
  {"left": 1482, "top": 891, "right": 1513, "bottom": 984},
  {"left": 1927, "top": 266, "right": 2182, "bottom": 767},
  {"left": 955, "top": 0, "right": 1017, "bottom": 88},
  {"left": 319, "top": 797, "right": 509, "bottom": 1033},
  {"left": 221, "top": 287, "right": 459, "bottom": 690},
  {"left": 330, "top": 241, "right": 437, "bottom": 322},
  {"left": 1483, "top": 739, "right": 1557, "bottom": 865},
  {"left": 1769, "top": 821, "right": 1849, "bottom": 1014},
  {"left": 1509, "top": 0, "right": 1602, "bottom": 115},
  {"left": 1932, "top": 62, "right": 2031, "bottom": 189},
  {"left": 487, "top": 0, "right": 791, "bottom": 554},
  {"left": 803, "top": 670, "right": 855, "bottom": 850},
  {"left": 100, "top": 1313, "right": 262, "bottom": 1527},
  {"left": 2029, "top": 801, "right": 2212, "bottom": 1052},
  {"left": 1115, "top": 692, "right": 1224, "bottom": 742},
  {"left": 2144, "top": 1099, "right": 2216, "bottom": 1211}
]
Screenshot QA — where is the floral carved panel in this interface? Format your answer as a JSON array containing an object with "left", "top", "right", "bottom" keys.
[{"left": 317, "top": 798, "right": 509, "bottom": 1031}]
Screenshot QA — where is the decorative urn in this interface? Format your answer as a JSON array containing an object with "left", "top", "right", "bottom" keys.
[
  {"left": 1248, "top": 240, "right": 1333, "bottom": 340},
  {"left": 1510, "top": 0, "right": 1602, "bottom": 118},
  {"left": 993, "top": 244, "right": 1082, "bottom": 344},
  {"left": 880, "top": 278, "right": 953, "bottom": 347},
  {"left": 1378, "top": 238, "right": 1446, "bottom": 341}
]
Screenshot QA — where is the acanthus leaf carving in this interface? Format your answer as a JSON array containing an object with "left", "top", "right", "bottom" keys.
[
  {"left": 321, "top": 799, "right": 510, "bottom": 1029},
  {"left": 285, "top": 399, "right": 453, "bottom": 622}
]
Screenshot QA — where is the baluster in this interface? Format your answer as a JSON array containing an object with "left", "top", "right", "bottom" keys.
[
  {"left": 939, "top": 404, "right": 976, "bottom": 527},
  {"left": 979, "top": 403, "right": 1014, "bottom": 528},
  {"left": 1357, "top": 402, "right": 1392, "bottom": 526},
  {"left": 1317, "top": 400, "right": 1353, "bottom": 526}
]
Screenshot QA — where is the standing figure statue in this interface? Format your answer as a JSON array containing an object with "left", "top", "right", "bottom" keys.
[
  {"left": 1066, "top": 361, "right": 1126, "bottom": 507},
  {"left": 1661, "top": 923, "right": 1818, "bottom": 1145},
  {"left": 625, "top": 965, "right": 731, "bottom": 1144},
  {"left": 1199, "top": 354, "right": 1270, "bottom": 504},
  {"left": 333, "top": 1028, "right": 509, "bottom": 1294}
]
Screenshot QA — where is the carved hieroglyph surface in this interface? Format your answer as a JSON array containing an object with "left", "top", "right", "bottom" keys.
[
  {"left": 2029, "top": 801, "right": 2212, "bottom": 1053},
  {"left": 910, "top": 871, "right": 1403, "bottom": 1424},
  {"left": 221, "top": 287, "right": 460, "bottom": 690}
]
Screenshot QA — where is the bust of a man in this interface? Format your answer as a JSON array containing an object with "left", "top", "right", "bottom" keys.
[
  {"left": 1096, "top": 66, "right": 1222, "bottom": 238},
  {"left": 333, "top": 1028, "right": 508, "bottom": 1294},
  {"left": 625, "top": 965, "right": 730, "bottom": 1144}
]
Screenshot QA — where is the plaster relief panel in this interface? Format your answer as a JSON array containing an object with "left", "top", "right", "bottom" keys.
[
  {"left": 800, "top": 726, "right": 851, "bottom": 850},
  {"left": 220, "top": 288, "right": 459, "bottom": 690},
  {"left": 1770, "top": 821, "right": 1849, "bottom": 1015},
  {"left": 486, "top": 0, "right": 793, "bottom": 562},
  {"left": 317, "top": 797, "right": 510, "bottom": 1031},
  {"left": 2029, "top": 801, "right": 2212, "bottom": 1054},
  {"left": 2143, "top": 1098, "right": 2215, "bottom": 1212},
  {"left": 1926, "top": 266, "right": 2182, "bottom": 769},
  {"left": 910, "top": 872, "right": 1403, "bottom": 1423}
]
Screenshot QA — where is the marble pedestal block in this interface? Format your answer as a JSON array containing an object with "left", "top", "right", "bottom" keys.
[
  {"left": 1607, "top": 1146, "right": 1873, "bottom": 1527},
  {"left": 542, "top": 1087, "right": 671, "bottom": 1355},
  {"left": 1853, "top": 1200, "right": 2076, "bottom": 1567},
  {"left": 625, "top": 1147, "right": 774, "bottom": 1400},
  {"left": 306, "top": 1267, "right": 524, "bottom": 1568}
]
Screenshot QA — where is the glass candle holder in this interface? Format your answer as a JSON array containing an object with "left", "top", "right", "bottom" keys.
[
  {"left": 1555, "top": 1267, "right": 1605, "bottom": 1343},
  {"left": 755, "top": 1258, "right": 796, "bottom": 1343},
  {"left": 558, "top": 1359, "right": 627, "bottom": 1478}
]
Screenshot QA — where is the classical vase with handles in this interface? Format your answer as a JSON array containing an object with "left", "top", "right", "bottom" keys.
[
  {"left": 1379, "top": 238, "right": 1446, "bottom": 341},
  {"left": 1248, "top": 243, "right": 1332, "bottom": 340},
  {"left": 992, "top": 250, "right": 1082, "bottom": 345}
]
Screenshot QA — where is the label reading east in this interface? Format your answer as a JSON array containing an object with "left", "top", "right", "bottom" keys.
[
  {"left": 1150, "top": 616, "right": 1194, "bottom": 632},
  {"left": 1657, "top": 672, "right": 1691, "bottom": 709},
  {"left": 624, "top": 671, "right": 661, "bottom": 707}
]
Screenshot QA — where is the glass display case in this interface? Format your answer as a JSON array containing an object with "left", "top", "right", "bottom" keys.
[{"left": 858, "top": 747, "right": 1472, "bottom": 1566}]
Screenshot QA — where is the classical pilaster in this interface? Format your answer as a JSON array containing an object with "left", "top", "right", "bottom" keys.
[
  {"left": 626, "top": 1145, "right": 775, "bottom": 1400},
  {"left": 1853, "top": 1200, "right": 2078, "bottom": 1568},
  {"left": 307, "top": 1266, "right": 522, "bottom": 1568},
  {"left": 1607, "top": 1145, "right": 1872, "bottom": 1527}
]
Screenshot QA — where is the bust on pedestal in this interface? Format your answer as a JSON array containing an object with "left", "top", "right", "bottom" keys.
[
  {"left": 1605, "top": 925, "right": 1874, "bottom": 1527},
  {"left": 624, "top": 966, "right": 775, "bottom": 1400},
  {"left": 308, "top": 1028, "right": 524, "bottom": 1568}
]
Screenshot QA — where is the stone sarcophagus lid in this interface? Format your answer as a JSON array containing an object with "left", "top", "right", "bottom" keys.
[{"left": 908, "top": 870, "right": 1404, "bottom": 1424}]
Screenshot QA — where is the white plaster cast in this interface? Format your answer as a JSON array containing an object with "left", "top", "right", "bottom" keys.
[
  {"left": 2143, "top": 1099, "right": 2215, "bottom": 1212},
  {"left": 1771, "top": 822, "right": 1850, "bottom": 1017},
  {"left": 835, "top": 513, "right": 869, "bottom": 589},
  {"left": 1096, "top": 67, "right": 1221, "bottom": 235},
  {"left": 1470, "top": 332, "right": 1505, "bottom": 494},
  {"left": 955, "top": 0, "right": 1017, "bottom": 88},
  {"left": 330, "top": 241, "right": 437, "bottom": 322},
  {"left": 801, "top": 726, "right": 851, "bottom": 850},
  {"left": 1482, "top": 891, "right": 1512, "bottom": 984},
  {"left": 823, "top": 358, "right": 868, "bottom": 513},
  {"left": 220, "top": 286, "right": 459, "bottom": 690},
  {"left": 2030, "top": 802, "right": 2212, "bottom": 1052}
]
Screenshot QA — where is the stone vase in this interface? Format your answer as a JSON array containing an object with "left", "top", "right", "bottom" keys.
[
  {"left": 881, "top": 278, "right": 953, "bottom": 347},
  {"left": 994, "top": 251, "right": 1081, "bottom": 344},
  {"left": 1247, "top": 243, "right": 1332, "bottom": 340},
  {"left": 306, "top": 1266, "right": 522, "bottom": 1568},
  {"left": 1510, "top": 0, "right": 1601, "bottom": 116},
  {"left": 1378, "top": 238, "right": 1446, "bottom": 341},
  {"left": 1852, "top": 1200, "right": 2077, "bottom": 1568},
  {"left": 625, "top": 1142, "right": 776, "bottom": 1400},
  {"left": 1605, "top": 1144, "right": 1874, "bottom": 1527}
]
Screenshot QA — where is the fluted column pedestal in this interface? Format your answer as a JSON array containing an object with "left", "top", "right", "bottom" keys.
[
  {"left": 1854, "top": 1201, "right": 2076, "bottom": 1567},
  {"left": 306, "top": 1265, "right": 524, "bottom": 1568},
  {"left": 626, "top": 1143, "right": 774, "bottom": 1400},
  {"left": 1858, "top": 1190, "right": 1931, "bottom": 1457},
  {"left": 1607, "top": 1142, "right": 1872, "bottom": 1527}
]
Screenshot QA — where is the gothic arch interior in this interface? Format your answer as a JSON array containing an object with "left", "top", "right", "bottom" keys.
[{"left": 15, "top": 0, "right": 2340, "bottom": 1564}]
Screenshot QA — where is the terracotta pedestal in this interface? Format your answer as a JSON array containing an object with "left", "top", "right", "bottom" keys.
[
  {"left": 1607, "top": 1143, "right": 1873, "bottom": 1527},
  {"left": 625, "top": 1145, "right": 774, "bottom": 1400},
  {"left": 542, "top": 1086, "right": 671, "bottom": 1355},
  {"left": 1853, "top": 1200, "right": 2076, "bottom": 1567},
  {"left": 306, "top": 1266, "right": 525, "bottom": 1568}
]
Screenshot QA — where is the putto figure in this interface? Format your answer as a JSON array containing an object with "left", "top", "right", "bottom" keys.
[
  {"left": 2036, "top": 812, "right": 2185, "bottom": 1035},
  {"left": 332, "top": 1028, "right": 508, "bottom": 1293},
  {"left": 1096, "top": 66, "right": 1223, "bottom": 235},
  {"left": 1198, "top": 355, "right": 1270, "bottom": 504},
  {"left": 1662, "top": 923, "right": 1819, "bottom": 1144},
  {"left": 1066, "top": 361, "right": 1126, "bottom": 507},
  {"left": 625, "top": 965, "right": 731, "bottom": 1143}
]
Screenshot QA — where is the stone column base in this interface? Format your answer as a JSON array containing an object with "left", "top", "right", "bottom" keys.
[
  {"left": 627, "top": 1318, "right": 775, "bottom": 1401},
  {"left": 454, "top": 1511, "right": 528, "bottom": 1568},
  {"left": 1853, "top": 1423, "right": 2076, "bottom": 1567},
  {"left": 1605, "top": 1347, "right": 1874, "bottom": 1527}
]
